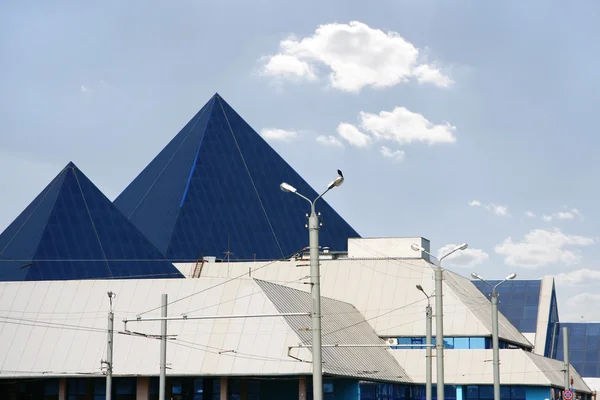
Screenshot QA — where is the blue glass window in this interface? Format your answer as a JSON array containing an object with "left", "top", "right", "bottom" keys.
[{"left": 392, "top": 337, "right": 507, "bottom": 350}]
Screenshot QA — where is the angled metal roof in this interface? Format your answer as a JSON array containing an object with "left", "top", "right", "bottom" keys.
[
  {"left": 188, "top": 258, "right": 532, "bottom": 348},
  {"left": 256, "top": 279, "right": 411, "bottom": 383},
  {"left": 524, "top": 351, "right": 591, "bottom": 393},
  {"left": 444, "top": 270, "right": 532, "bottom": 348},
  {"left": 0, "top": 277, "right": 408, "bottom": 383}
]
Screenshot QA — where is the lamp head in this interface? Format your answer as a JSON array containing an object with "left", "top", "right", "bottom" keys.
[
  {"left": 456, "top": 243, "right": 468, "bottom": 251},
  {"left": 471, "top": 272, "right": 482, "bottom": 280},
  {"left": 506, "top": 272, "right": 517, "bottom": 280},
  {"left": 280, "top": 182, "right": 297, "bottom": 193},
  {"left": 416, "top": 284, "right": 424, "bottom": 291},
  {"left": 411, "top": 243, "right": 424, "bottom": 252},
  {"left": 327, "top": 176, "right": 344, "bottom": 190}
]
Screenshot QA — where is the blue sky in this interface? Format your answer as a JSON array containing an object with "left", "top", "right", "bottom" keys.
[{"left": 2, "top": 0, "right": 600, "bottom": 320}]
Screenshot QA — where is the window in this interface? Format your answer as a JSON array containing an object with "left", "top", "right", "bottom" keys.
[
  {"left": 44, "top": 379, "right": 59, "bottom": 400},
  {"left": 114, "top": 377, "right": 135, "bottom": 400},
  {"left": 193, "top": 378, "right": 204, "bottom": 400},
  {"left": 393, "top": 337, "right": 501, "bottom": 350},
  {"left": 67, "top": 379, "right": 86, "bottom": 400}
]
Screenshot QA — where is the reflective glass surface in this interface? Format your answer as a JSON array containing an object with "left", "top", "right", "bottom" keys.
[
  {"left": 115, "top": 94, "right": 360, "bottom": 262},
  {"left": 556, "top": 322, "right": 600, "bottom": 377},
  {"left": 0, "top": 163, "right": 183, "bottom": 281},
  {"left": 472, "top": 280, "right": 541, "bottom": 332}
]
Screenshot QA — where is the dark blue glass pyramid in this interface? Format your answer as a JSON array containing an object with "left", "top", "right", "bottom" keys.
[
  {"left": 472, "top": 279, "right": 542, "bottom": 332},
  {"left": 114, "top": 93, "right": 360, "bottom": 261},
  {"left": 0, "top": 162, "right": 183, "bottom": 281}
]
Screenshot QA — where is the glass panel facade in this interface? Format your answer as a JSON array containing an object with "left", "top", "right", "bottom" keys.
[
  {"left": 114, "top": 94, "right": 360, "bottom": 262},
  {"left": 472, "top": 280, "right": 541, "bottom": 333},
  {"left": 555, "top": 322, "right": 600, "bottom": 377},
  {"left": 360, "top": 384, "right": 532, "bottom": 400},
  {"left": 0, "top": 163, "right": 183, "bottom": 281}
]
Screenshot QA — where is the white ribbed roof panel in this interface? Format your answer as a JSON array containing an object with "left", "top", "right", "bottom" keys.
[
  {"left": 0, "top": 278, "right": 313, "bottom": 378},
  {"left": 393, "top": 348, "right": 591, "bottom": 393},
  {"left": 184, "top": 258, "right": 530, "bottom": 347}
]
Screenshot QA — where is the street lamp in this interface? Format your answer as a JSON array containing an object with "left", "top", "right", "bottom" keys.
[
  {"left": 416, "top": 284, "right": 433, "bottom": 400},
  {"left": 280, "top": 170, "right": 344, "bottom": 400},
  {"left": 411, "top": 242, "right": 468, "bottom": 400},
  {"left": 471, "top": 272, "right": 517, "bottom": 400}
]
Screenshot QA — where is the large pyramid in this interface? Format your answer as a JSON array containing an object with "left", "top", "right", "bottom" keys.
[
  {"left": 114, "top": 93, "right": 359, "bottom": 261},
  {"left": 0, "top": 162, "right": 183, "bottom": 281}
]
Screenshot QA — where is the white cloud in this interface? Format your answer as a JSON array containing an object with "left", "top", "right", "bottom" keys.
[
  {"left": 337, "top": 106, "right": 456, "bottom": 159},
  {"left": 260, "top": 128, "right": 298, "bottom": 141},
  {"left": 380, "top": 146, "right": 405, "bottom": 161},
  {"left": 336, "top": 123, "right": 371, "bottom": 148},
  {"left": 564, "top": 292, "right": 600, "bottom": 321},
  {"left": 80, "top": 85, "right": 89, "bottom": 93},
  {"left": 555, "top": 268, "right": 600, "bottom": 286},
  {"left": 358, "top": 107, "right": 456, "bottom": 145},
  {"left": 262, "top": 54, "right": 316, "bottom": 80},
  {"left": 494, "top": 228, "right": 594, "bottom": 269},
  {"left": 316, "top": 135, "right": 344, "bottom": 148},
  {"left": 525, "top": 211, "right": 536, "bottom": 217},
  {"left": 487, "top": 204, "right": 509, "bottom": 216},
  {"left": 413, "top": 64, "right": 454, "bottom": 88},
  {"left": 261, "top": 21, "right": 452, "bottom": 92},
  {"left": 468, "top": 200, "right": 509, "bottom": 216},
  {"left": 437, "top": 244, "right": 489, "bottom": 268},
  {"left": 542, "top": 208, "right": 583, "bottom": 222}
]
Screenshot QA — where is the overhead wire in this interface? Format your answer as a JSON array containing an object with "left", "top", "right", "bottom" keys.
[{"left": 135, "top": 245, "right": 308, "bottom": 316}]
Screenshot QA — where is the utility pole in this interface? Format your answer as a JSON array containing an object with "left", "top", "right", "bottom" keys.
[
  {"left": 471, "top": 272, "right": 517, "bottom": 400},
  {"left": 416, "top": 285, "right": 432, "bottom": 400},
  {"left": 308, "top": 205, "right": 323, "bottom": 400},
  {"left": 412, "top": 242, "right": 468, "bottom": 400},
  {"left": 491, "top": 288, "right": 500, "bottom": 400},
  {"left": 123, "top": 305, "right": 310, "bottom": 400},
  {"left": 105, "top": 291, "right": 115, "bottom": 400},
  {"left": 563, "top": 326, "right": 570, "bottom": 391},
  {"left": 280, "top": 170, "right": 345, "bottom": 400},
  {"left": 159, "top": 294, "right": 167, "bottom": 400}
]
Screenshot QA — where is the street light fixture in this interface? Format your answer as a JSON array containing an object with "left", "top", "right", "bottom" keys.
[
  {"left": 411, "top": 242, "right": 468, "bottom": 400},
  {"left": 416, "top": 285, "right": 433, "bottom": 400},
  {"left": 280, "top": 169, "right": 345, "bottom": 400},
  {"left": 471, "top": 272, "right": 517, "bottom": 400}
]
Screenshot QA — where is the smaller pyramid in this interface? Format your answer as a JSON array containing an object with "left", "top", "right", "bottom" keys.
[{"left": 0, "top": 162, "right": 183, "bottom": 281}]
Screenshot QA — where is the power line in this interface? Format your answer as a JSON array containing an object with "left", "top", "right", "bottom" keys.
[{"left": 135, "top": 246, "right": 308, "bottom": 316}]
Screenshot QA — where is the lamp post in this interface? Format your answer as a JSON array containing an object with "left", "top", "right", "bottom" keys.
[
  {"left": 416, "top": 284, "right": 432, "bottom": 400},
  {"left": 471, "top": 272, "right": 517, "bottom": 400},
  {"left": 411, "top": 242, "right": 468, "bottom": 400},
  {"left": 280, "top": 170, "right": 345, "bottom": 400}
]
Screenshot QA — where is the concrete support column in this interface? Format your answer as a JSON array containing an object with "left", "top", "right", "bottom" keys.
[
  {"left": 58, "top": 378, "right": 67, "bottom": 400},
  {"left": 220, "top": 377, "right": 228, "bottom": 400},
  {"left": 136, "top": 377, "right": 150, "bottom": 400},
  {"left": 299, "top": 376, "right": 307, "bottom": 400}
]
